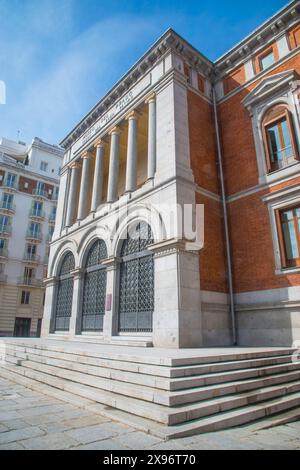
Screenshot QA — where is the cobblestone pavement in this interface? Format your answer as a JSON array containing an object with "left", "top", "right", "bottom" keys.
[{"left": 0, "top": 377, "right": 300, "bottom": 450}]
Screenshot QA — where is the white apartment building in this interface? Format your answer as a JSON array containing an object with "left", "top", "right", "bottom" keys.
[{"left": 0, "top": 137, "right": 63, "bottom": 337}]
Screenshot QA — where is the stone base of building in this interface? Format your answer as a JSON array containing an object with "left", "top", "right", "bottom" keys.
[{"left": 1, "top": 338, "right": 300, "bottom": 439}]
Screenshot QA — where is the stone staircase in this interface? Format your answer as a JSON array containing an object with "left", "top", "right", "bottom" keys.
[{"left": 0, "top": 339, "right": 300, "bottom": 440}]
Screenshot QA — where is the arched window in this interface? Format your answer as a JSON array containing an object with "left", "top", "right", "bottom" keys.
[
  {"left": 54, "top": 252, "right": 75, "bottom": 331},
  {"left": 118, "top": 222, "right": 154, "bottom": 333},
  {"left": 81, "top": 239, "right": 107, "bottom": 332},
  {"left": 262, "top": 105, "right": 299, "bottom": 173}
]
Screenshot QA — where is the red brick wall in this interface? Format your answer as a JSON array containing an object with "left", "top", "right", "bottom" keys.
[
  {"left": 223, "top": 66, "right": 246, "bottom": 94},
  {"left": 218, "top": 52, "right": 300, "bottom": 293}
]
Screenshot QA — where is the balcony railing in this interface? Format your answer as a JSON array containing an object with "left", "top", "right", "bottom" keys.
[
  {"left": 29, "top": 208, "right": 45, "bottom": 220},
  {"left": 0, "top": 273, "right": 7, "bottom": 283},
  {"left": 23, "top": 252, "right": 41, "bottom": 263},
  {"left": 17, "top": 276, "right": 43, "bottom": 287},
  {"left": 48, "top": 213, "right": 56, "bottom": 224},
  {"left": 32, "top": 188, "right": 48, "bottom": 198},
  {"left": 26, "top": 229, "right": 42, "bottom": 241},
  {"left": 0, "top": 247, "right": 8, "bottom": 258},
  {"left": 0, "top": 201, "right": 16, "bottom": 213},
  {"left": 0, "top": 224, "right": 12, "bottom": 235}
]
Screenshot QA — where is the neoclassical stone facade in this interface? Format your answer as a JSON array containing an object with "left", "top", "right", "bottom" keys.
[{"left": 42, "top": 1, "right": 300, "bottom": 348}]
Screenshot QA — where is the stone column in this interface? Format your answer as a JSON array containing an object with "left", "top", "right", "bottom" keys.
[
  {"left": 91, "top": 140, "right": 105, "bottom": 213},
  {"left": 125, "top": 111, "right": 138, "bottom": 193},
  {"left": 65, "top": 161, "right": 80, "bottom": 227},
  {"left": 69, "top": 268, "right": 84, "bottom": 338},
  {"left": 146, "top": 94, "right": 156, "bottom": 180},
  {"left": 77, "top": 151, "right": 92, "bottom": 221},
  {"left": 102, "top": 257, "right": 121, "bottom": 341},
  {"left": 107, "top": 127, "right": 121, "bottom": 203}
]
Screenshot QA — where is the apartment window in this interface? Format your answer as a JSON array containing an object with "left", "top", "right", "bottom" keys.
[
  {"left": 32, "top": 201, "right": 43, "bottom": 217},
  {"left": 0, "top": 215, "right": 10, "bottom": 232},
  {"left": 0, "top": 262, "right": 5, "bottom": 273},
  {"left": 263, "top": 106, "right": 299, "bottom": 173},
  {"left": 21, "top": 291, "right": 30, "bottom": 305},
  {"left": 277, "top": 205, "right": 300, "bottom": 268},
  {"left": 5, "top": 173, "right": 16, "bottom": 188},
  {"left": 0, "top": 239, "right": 6, "bottom": 256},
  {"left": 24, "top": 267, "right": 34, "bottom": 282},
  {"left": 29, "top": 222, "right": 40, "bottom": 237},
  {"left": 25, "top": 244, "right": 37, "bottom": 261},
  {"left": 36, "top": 181, "right": 45, "bottom": 196},
  {"left": 1, "top": 193, "right": 13, "bottom": 210},
  {"left": 40, "top": 161, "right": 48, "bottom": 172},
  {"left": 259, "top": 50, "right": 275, "bottom": 71}
]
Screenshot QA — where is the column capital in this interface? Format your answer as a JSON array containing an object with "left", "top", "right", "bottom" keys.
[
  {"left": 93, "top": 138, "right": 105, "bottom": 149},
  {"left": 70, "top": 267, "right": 84, "bottom": 279},
  {"left": 81, "top": 150, "right": 93, "bottom": 160},
  {"left": 70, "top": 160, "right": 81, "bottom": 170},
  {"left": 109, "top": 126, "right": 121, "bottom": 136},
  {"left": 145, "top": 93, "right": 156, "bottom": 104},
  {"left": 125, "top": 110, "right": 140, "bottom": 121}
]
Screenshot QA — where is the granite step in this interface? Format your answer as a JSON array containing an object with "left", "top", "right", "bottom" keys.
[
  {"left": 4, "top": 354, "right": 300, "bottom": 407},
  {"left": 4, "top": 348, "right": 299, "bottom": 392},
  {"left": 5, "top": 343, "right": 297, "bottom": 383},
  {"left": 3, "top": 339, "right": 295, "bottom": 366},
  {"left": 1, "top": 362, "right": 300, "bottom": 437}
]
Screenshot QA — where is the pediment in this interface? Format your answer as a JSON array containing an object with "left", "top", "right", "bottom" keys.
[{"left": 243, "top": 70, "right": 298, "bottom": 110}]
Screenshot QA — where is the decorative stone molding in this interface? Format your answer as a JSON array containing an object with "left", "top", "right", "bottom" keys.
[
  {"left": 102, "top": 256, "right": 121, "bottom": 271},
  {"left": 43, "top": 276, "right": 59, "bottom": 287},
  {"left": 148, "top": 238, "right": 201, "bottom": 258}
]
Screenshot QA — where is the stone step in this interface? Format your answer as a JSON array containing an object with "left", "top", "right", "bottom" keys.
[
  {"left": 161, "top": 391, "right": 300, "bottom": 440},
  {"left": 5, "top": 354, "right": 300, "bottom": 407},
  {"left": 1, "top": 362, "right": 300, "bottom": 437},
  {"left": 3, "top": 339, "right": 295, "bottom": 366},
  {"left": 5, "top": 343, "right": 297, "bottom": 381},
  {"left": 5, "top": 348, "right": 299, "bottom": 392}
]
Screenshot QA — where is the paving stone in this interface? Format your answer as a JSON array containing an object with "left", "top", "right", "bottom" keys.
[
  {"left": 0, "top": 426, "right": 45, "bottom": 445},
  {"left": 0, "top": 442, "right": 25, "bottom": 450},
  {"left": 0, "top": 410, "right": 22, "bottom": 421},
  {"left": 65, "top": 423, "right": 127, "bottom": 445},
  {"left": 73, "top": 439, "right": 129, "bottom": 450},
  {"left": 21, "top": 432, "right": 79, "bottom": 450},
  {"left": 118, "top": 431, "right": 162, "bottom": 450},
  {"left": 0, "top": 424, "right": 8, "bottom": 433},
  {"left": 62, "top": 414, "right": 110, "bottom": 430},
  {"left": 1, "top": 419, "right": 29, "bottom": 431},
  {"left": 19, "top": 404, "right": 71, "bottom": 417},
  {"left": 150, "top": 441, "right": 188, "bottom": 450}
]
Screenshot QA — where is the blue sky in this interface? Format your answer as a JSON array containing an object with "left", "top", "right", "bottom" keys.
[{"left": 0, "top": 0, "right": 288, "bottom": 146}]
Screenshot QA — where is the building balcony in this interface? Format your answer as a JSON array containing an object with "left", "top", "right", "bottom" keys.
[
  {"left": 29, "top": 209, "right": 46, "bottom": 221},
  {"left": 32, "top": 188, "right": 48, "bottom": 199},
  {"left": 0, "top": 247, "right": 8, "bottom": 259},
  {"left": 0, "top": 273, "right": 7, "bottom": 283},
  {"left": 0, "top": 224, "right": 12, "bottom": 236},
  {"left": 0, "top": 201, "right": 16, "bottom": 215},
  {"left": 25, "top": 229, "right": 42, "bottom": 242},
  {"left": 17, "top": 276, "right": 43, "bottom": 287},
  {"left": 2, "top": 179, "right": 17, "bottom": 192},
  {"left": 23, "top": 253, "right": 41, "bottom": 264}
]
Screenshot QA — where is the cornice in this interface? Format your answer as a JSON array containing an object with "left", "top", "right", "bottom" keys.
[
  {"left": 60, "top": 29, "right": 214, "bottom": 151},
  {"left": 215, "top": 0, "right": 300, "bottom": 76}
]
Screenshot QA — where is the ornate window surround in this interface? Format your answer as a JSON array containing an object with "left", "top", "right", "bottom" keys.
[
  {"left": 243, "top": 70, "right": 300, "bottom": 185},
  {"left": 262, "top": 184, "right": 300, "bottom": 275}
]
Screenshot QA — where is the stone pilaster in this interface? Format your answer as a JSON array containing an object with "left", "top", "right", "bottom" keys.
[
  {"left": 125, "top": 111, "right": 138, "bottom": 193},
  {"left": 102, "top": 256, "right": 121, "bottom": 340},
  {"left": 146, "top": 94, "right": 156, "bottom": 180}
]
